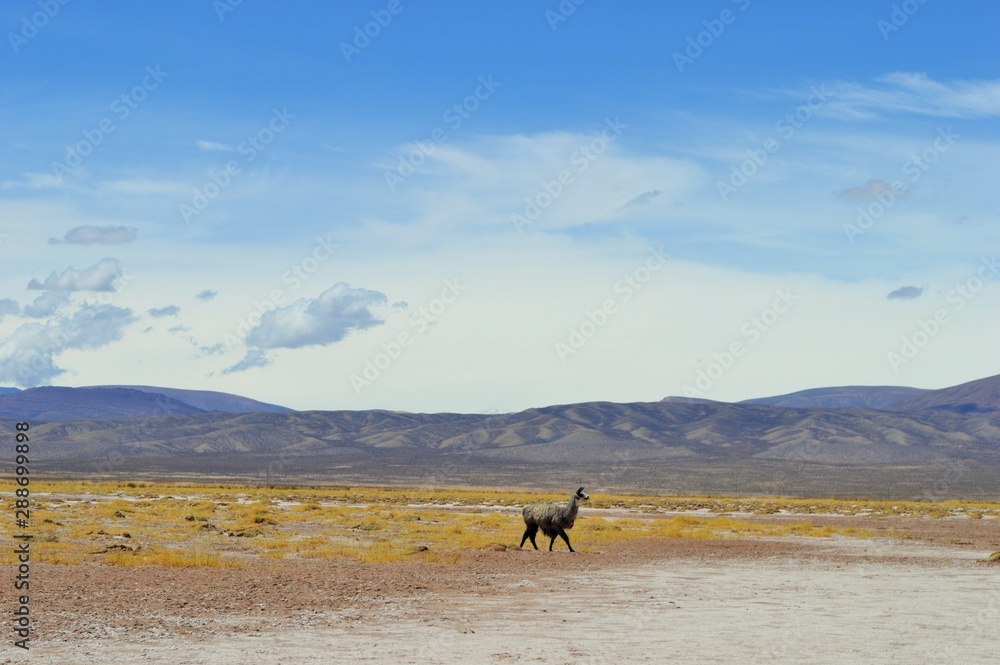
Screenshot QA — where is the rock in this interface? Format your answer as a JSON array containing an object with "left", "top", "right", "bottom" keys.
[{"left": 92, "top": 544, "right": 141, "bottom": 555}]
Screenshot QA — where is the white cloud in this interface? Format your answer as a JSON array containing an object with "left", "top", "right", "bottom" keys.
[
  {"left": 1, "top": 172, "right": 64, "bottom": 190},
  {"left": 148, "top": 305, "right": 180, "bottom": 318},
  {"left": 835, "top": 178, "right": 910, "bottom": 204},
  {"left": 0, "top": 304, "right": 137, "bottom": 386},
  {"left": 27, "top": 258, "right": 124, "bottom": 292},
  {"left": 247, "top": 283, "right": 388, "bottom": 349},
  {"left": 388, "top": 130, "right": 703, "bottom": 233},
  {"left": 100, "top": 179, "right": 189, "bottom": 195},
  {"left": 223, "top": 283, "right": 389, "bottom": 374},
  {"left": 221, "top": 348, "right": 270, "bottom": 375},
  {"left": 196, "top": 140, "right": 232, "bottom": 152},
  {"left": 618, "top": 189, "right": 664, "bottom": 211},
  {"left": 48, "top": 225, "right": 137, "bottom": 245},
  {"left": 821, "top": 72, "right": 1000, "bottom": 120},
  {"left": 195, "top": 289, "right": 218, "bottom": 301},
  {"left": 0, "top": 299, "right": 19, "bottom": 321},
  {"left": 23, "top": 292, "right": 71, "bottom": 318},
  {"left": 887, "top": 286, "right": 923, "bottom": 300}
]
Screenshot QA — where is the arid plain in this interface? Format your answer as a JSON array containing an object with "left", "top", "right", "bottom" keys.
[{"left": 2, "top": 482, "right": 999, "bottom": 663}]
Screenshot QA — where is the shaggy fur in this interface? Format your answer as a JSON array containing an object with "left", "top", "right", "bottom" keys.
[{"left": 520, "top": 487, "right": 589, "bottom": 552}]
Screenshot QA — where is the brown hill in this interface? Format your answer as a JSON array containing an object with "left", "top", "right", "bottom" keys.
[
  {"left": 739, "top": 385, "right": 926, "bottom": 410},
  {"left": 0, "top": 386, "right": 207, "bottom": 421},
  {"left": 894, "top": 374, "right": 1000, "bottom": 414},
  {"left": 10, "top": 374, "right": 1000, "bottom": 498},
  {"left": 96, "top": 385, "right": 292, "bottom": 414},
  {"left": 0, "top": 385, "right": 291, "bottom": 421},
  {"left": 18, "top": 398, "right": 1000, "bottom": 498}
]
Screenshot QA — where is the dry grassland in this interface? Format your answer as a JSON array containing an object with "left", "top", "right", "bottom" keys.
[{"left": 4, "top": 480, "right": 999, "bottom": 569}]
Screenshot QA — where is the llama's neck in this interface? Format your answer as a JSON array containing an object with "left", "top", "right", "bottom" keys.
[{"left": 567, "top": 495, "right": 580, "bottom": 519}]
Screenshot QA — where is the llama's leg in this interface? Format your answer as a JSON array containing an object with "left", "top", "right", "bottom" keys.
[
  {"left": 521, "top": 524, "right": 538, "bottom": 550},
  {"left": 557, "top": 527, "right": 574, "bottom": 552}
]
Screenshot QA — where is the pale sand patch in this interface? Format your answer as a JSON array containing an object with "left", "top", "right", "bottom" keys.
[{"left": 19, "top": 547, "right": 999, "bottom": 664}]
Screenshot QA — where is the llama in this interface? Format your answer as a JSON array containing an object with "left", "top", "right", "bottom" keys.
[{"left": 520, "top": 487, "right": 589, "bottom": 552}]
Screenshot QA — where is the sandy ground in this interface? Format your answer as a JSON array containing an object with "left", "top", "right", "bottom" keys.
[{"left": 3, "top": 515, "right": 1000, "bottom": 664}]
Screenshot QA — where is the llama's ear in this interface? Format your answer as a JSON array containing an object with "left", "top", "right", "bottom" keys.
[{"left": 577, "top": 487, "right": 585, "bottom": 493}]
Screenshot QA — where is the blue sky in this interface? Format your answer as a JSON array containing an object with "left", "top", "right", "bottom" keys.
[{"left": 1, "top": 0, "right": 998, "bottom": 412}]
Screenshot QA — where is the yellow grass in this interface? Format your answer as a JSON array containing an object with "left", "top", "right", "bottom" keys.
[
  {"left": 103, "top": 547, "right": 241, "bottom": 568},
  {"left": 0, "top": 479, "right": 993, "bottom": 567}
]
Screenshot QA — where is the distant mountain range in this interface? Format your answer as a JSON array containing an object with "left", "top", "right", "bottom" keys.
[
  {"left": 0, "top": 385, "right": 291, "bottom": 421},
  {"left": 738, "top": 385, "right": 927, "bottom": 410},
  {"left": 4, "top": 376, "right": 1000, "bottom": 498},
  {"left": 734, "top": 374, "right": 1000, "bottom": 414}
]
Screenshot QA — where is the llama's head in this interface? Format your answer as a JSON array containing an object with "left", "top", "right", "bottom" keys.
[{"left": 575, "top": 487, "right": 589, "bottom": 501}]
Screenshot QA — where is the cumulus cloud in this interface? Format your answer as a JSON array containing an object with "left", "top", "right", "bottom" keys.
[
  {"left": 836, "top": 178, "right": 909, "bottom": 204},
  {"left": 196, "top": 140, "right": 232, "bottom": 152},
  {"left": 27, "top": 258, "right": 124, "bottom": 292},
  {"left": 148, "top": 305, "right": 180, "bottom": 318},
  {"left": 0, "top": 304, "right": 137, "bottom": 386},
  {"left": 887, "top": 286, "right": 923, "bottom": 300},
  {"left": 223, "top": 283, "right": 388, "bottom": 374},
  {"left": 195, "top": 289, "right": 218, "bottom": 301},
  {"left": 247, "top": 283, "right": 388, "bottom": 349},
  {"left": 0, "top": 299, "right": 19, "bottom": 321},
  {"left": 48, "top": 225, "right": 137, "bottom": 245},
  {"left": 23, "top": 292, "right": 71, "bottom": 318}
]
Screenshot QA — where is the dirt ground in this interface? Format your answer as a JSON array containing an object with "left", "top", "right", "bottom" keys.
[{"left": 3, "top": 513, "right": 1000, "bottom": 664}]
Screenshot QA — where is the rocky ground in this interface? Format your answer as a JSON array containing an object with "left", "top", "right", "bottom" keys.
[{"left": 3, "top": 513, "right": 999, "bottom": 663}]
